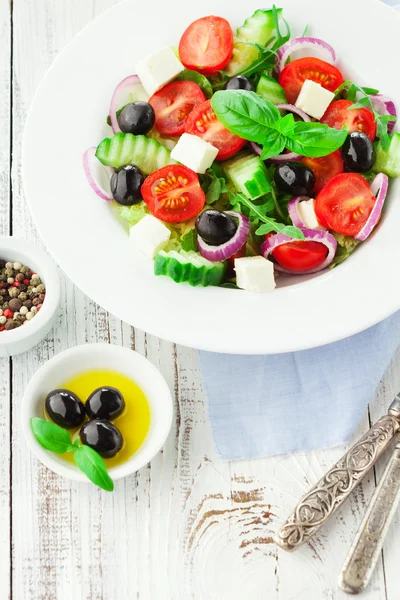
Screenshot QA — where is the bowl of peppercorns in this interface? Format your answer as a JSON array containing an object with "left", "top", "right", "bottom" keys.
[{"left": 0, "top": 237, "right": 60, "bottom": 356}]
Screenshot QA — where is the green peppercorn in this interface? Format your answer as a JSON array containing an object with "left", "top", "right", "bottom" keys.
[
  {"left": 8, "top": 287, "right": 18, "bottom": 299},
  {"left": 36, "top": 284, "right": 45, "bottom": 293},
  {"left": 20, "top": 266, "right": 29, "bottom": 275},
  {"left": 18, "top": 292, "right": 27, "bottom": 302}
]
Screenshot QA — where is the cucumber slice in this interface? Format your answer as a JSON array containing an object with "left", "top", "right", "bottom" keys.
[
  {"left": 154, "top": 250, "right": 226, "bottom": 287},
  {"left": 95, "top": 133, "right": 173, "bottom": 174},
  {"left": 256, "top": 75, "right": 287, "bottom": 104},
  {"left": 223, "top": 153, "right": 271, "bottom": 199},
  {"left": 225, "top": 8, "right": 283, "bottom": 77},
  {"left": 373, "top": 133, "right": 400, "bottom": 178}
]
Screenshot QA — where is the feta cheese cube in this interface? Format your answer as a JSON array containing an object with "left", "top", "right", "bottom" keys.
[
  {"left": 295, "top": 79, "right": 335, "bottom": 120},
  {"left": 170, "top": 133, "right": 219, "bottom": 174},
  {"left": 234, "top": 256, "right": 276, "bottom": 293},
  {"left": 130, "top": 215, "right": 171, "bottom": 259},
  {"left": 297, "top": 198, "right": 326, "bottom": 230},
  {"left": 136, "top": 47, "right": 185, "bottom": 97}
]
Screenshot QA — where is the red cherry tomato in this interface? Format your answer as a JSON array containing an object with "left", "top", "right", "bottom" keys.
[
  {"left": 320, "top": 99, "right": 377, "bottom": 140},
  {"left": 315, "top": 172, "right": 375, "bottom": 236},
  {"left": 178, "top": 16, "right": 234, "bottom": 74},
  {"left": 278, "top": 57, "right": 344, "bottom": 104},
  {"left": 141, "top": 164, "right": 205, "bottom": 223},
  {"left": 300, "top": 150, "right": 344, "bottom": 194},
  {"left": 149, "top": 81, "right": 206, "bottom": 137},
  {"left": 185, "top": 100, "right": 246, "bottom": 160},
  {"left": 272, "top": 241, "right": 329, "bottom": 272}
]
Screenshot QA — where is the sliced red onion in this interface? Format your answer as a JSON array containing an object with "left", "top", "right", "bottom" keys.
[
  {"left": 354, "top": 172, "right": 389, "bottom": 241},
  {"left": 83, "top": 147, "right": 114, "bottom": 201},
  {"left": 287, "top": 196, "right": 310, "bottom": 228},
  {"left": 109, "top": 75, "right": 149, "bottom": 134},
  {"left": 197, "top": 211, "right": 250, "bottom": 262},
  {"left": 249, "top": 104, "right": 310, "bottom": 162},
  {"left": 261, "top": 228, "right": 337, "bottom": 274},
  {"left": 369, "top": 94, "right": 397, "bottom": 134},
  {"left": 276, "top": 37, "right": 336, "bottom": 74}
]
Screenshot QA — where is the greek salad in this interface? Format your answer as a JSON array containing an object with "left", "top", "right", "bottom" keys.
[{"left": 83, "top": 6, "right": 399, "bottom": 293}]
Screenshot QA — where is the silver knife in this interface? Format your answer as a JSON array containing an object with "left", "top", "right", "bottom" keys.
[
  {"left": 275, "top": 394, "right": 400, "bottom": 552},
  {"left": 339, "top": 434, "right": 400, "bottom": 594}
]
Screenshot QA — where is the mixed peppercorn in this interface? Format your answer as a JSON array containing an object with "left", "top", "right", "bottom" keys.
[{"left": 0, "top": 260, "right": 45, "bottom": 331}]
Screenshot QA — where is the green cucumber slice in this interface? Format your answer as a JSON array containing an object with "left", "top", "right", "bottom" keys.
[
  {"left": 154, "top": 250, "right": 225, "bottom": 287},
  {"left": 256, "top": 75, "right": 287, "bottom": 104},
  {"left": 373, "top": 133, "right": 400, "bottom": 178},
  {"left": 223, "top": 153, "right": 271, "bottom": 199},
  {"left": 95, "top": 132, "right": 173, "bottom": 173}
]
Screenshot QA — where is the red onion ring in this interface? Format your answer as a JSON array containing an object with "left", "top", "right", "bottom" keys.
[
  {"left": 276, "top": 37, "right": 336, "bottom": 74},
  {"left": 197, "top": 212, "right": 250, "bottom": 262},
  {"left": 354, "top": 172, "right": 389, "bottom": 241},
  {"left": 109, "top": 75, "right": 149, "bottom": 134},
  {"left": 369, "top": 94, "right": 397, "bottom": 134},
  {"left": 83, "top": 147, "right": 114, "bottom": 201},
  {"left": 249, "top": 104, "right": 310, "bottom": 162},
  {"left": 261, "top": 228, "right": 337, "bottom": 274},
  {"left": 287, "top": 196, "right": 310, "bottom": 228}
]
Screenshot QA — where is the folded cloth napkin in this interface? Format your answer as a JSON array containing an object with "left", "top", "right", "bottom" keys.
[{"left": 199, "top": 0, "right": 399, "bottom": 461}]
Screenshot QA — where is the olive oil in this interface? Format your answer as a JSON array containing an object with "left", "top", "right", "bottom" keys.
[{"left": 47, "top": 369, "right": 151, "bottom": 468}]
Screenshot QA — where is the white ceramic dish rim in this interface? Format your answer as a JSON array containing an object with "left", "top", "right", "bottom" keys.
[
  {"left": 0, "top": 236, "right": 60, "bottom": 350},
  {"left": 21, "top": 0, "right": 400, "bottom": 354},
  {"left": 21, "top": 343, "right": 174, "bottom": 482}
]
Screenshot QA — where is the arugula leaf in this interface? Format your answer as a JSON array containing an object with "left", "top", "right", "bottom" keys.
[
  {"left": 74, "top": 445, "right": 114, "bottom": 492},
  {"left": 348, "top": 96, "right": 371, "bottom": 110},
  {"left": 286, "top": 122, "right": 348, "bottom": 157},
  {"left": 175, "top": 69, "right": 213, "bottom": 98},
  {"left": 31, "top": 418, "right": 75, "bottom": 454}
]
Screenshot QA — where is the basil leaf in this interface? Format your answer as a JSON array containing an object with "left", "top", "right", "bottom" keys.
[
  {"left": 30, "top": 418, "right": 75, "bottom": 454},
  {"left": 276, "top": 113, "right": 295, "bottom": 137},
  {"left": 175, "top": 69, "right": 213, "bottom": 99},
  {"left": 74, "top": 445, "right": 114, "bottom": 492},
  {"left": 286, "top": 122, "right": 348, "bottom": 157},
  {"left": 211, "top": 90, "right": 281, "bottom": 143},
  {"left": 260, "top": 132, "right": 286, "bottom": 160}
]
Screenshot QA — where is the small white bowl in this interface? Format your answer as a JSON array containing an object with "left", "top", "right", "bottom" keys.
[
  {"left": 21, "top": 343, "right": 173, "bottom": 483},
  {"left": 0, "top": 236, "right": 60, "bottom": 357}
]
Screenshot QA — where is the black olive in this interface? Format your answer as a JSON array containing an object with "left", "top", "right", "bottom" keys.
[
  {"left": 45, "top": 389, "right": 85, "bottom": 429},
  {"left": 341, "top": 132, "right": 376, "bottom": 173},
  {"left": 274, "top": 162, "right": 316, "bottom": 196},
  {"left": 80, "top": 419, "right": 123, "bottom": 458},
  {"left": 224, "top": 76, "right": 254, "bottom": 92},
  {"left": 85, "top": 387, "right": 125, "bottom": 421},
  {"left": 111, "top": 165, "right": 145, "bottom": 205},
  {"left": 117, "top": 101, "right": 155, "bottom": 135},
  {"left": 195, "top": 210, "right": 237, "bottom": 246}
]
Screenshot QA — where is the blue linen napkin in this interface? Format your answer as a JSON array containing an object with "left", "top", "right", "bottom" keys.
[{"left": 199, "top": 0, "right": 400, "bottom": 460}]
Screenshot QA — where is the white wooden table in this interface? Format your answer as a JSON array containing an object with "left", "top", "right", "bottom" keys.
[{"left": 2, "top": 1, "right": 400, "bottom": 598}]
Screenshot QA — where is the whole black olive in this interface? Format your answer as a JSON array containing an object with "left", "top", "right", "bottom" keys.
[
  {"left": 274, "top": 162, "right": 316, "bottom": 196},
  {"left": 341, "top": 132, "right": 376, "bottom": 172},
  {"left": 45, "top": 389, "right": 85, "bottom": 429},
  {"left": 111, "top": 165, "right": 145, "bottom": 205},
  {"left": 224, "top": 76, "right": 254, "bottom": 92},
  {"left": 195, "top": 210, "right": 237, "bottom": 246},
  {"left": 80, "top": 419, "right": 123, "bottom": 458},
  {"left": 117, "top": 101, "right": 155, "bottom": 135},
  {"left": 85, "top": 387, "right": 125, "bottom": 421}
]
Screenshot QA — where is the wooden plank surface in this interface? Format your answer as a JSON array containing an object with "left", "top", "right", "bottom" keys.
[{"left": 2, "top": 0, "right": 399, "bottom": 598}]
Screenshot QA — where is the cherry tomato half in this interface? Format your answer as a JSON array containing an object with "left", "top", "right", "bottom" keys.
[
  {"left": 178, "top": 16, "right": 234, "bottom": 75},
  {"left": 149, "top": 81, "right": 206, "bottom": 137},
  {"left": 185, "top": 99, "right": 246, "bottom": 160},
  {"left": 272, "top": 241, "right": 329, "bottom": 272},
  {"left": 278, "top": 57, "right": 344, "bottom": 104},
  {"left": 141, "top": 164, "right": 205, "bottom": 223},
  {"left": 320, "top": 99, "right": 377, "bottom": 141},
  {"left": 300, "top": 150, "right": 344, "bottom": 194},
  {"left": 315, "top": 172, "right": 375, "bottom": 236}
]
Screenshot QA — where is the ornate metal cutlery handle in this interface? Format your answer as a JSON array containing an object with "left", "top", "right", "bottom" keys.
[
  {"left": 339, "top": 438, "right": 400, "bottom": 595},
  {"left": 275, "top": 415, "right": 400, "bottom": 552}
]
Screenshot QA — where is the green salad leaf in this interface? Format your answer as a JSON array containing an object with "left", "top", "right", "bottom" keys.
[
  {"left": 330, "top": 233, "right": 360, "bottom": 268},
  {"left": 74, "top": 445, "right": 114, "bottom": 492},
  {"left": 119, "top": 202, "right": 149, "bottom": 226},
  {"left": 175, "top": 69, "right": 213, "bottom": 98}
]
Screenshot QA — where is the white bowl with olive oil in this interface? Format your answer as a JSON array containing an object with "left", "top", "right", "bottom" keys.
[{"left": 21, "top": 343, "right": 173, "bottom": 483}]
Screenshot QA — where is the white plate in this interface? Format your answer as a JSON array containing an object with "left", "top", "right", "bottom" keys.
[{"left": 22, "top": 0, "right": 400, "bottom": 354}]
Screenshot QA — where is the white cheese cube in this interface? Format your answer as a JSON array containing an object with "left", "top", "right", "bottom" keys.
[
  {"left": 297, "top": 198, "right": 326, "bottom": 230},
  {"left": 136, "top": 47, "right": 184, "bottom": 97},
  {"left": 170, "top": 133, "right": 219, "bottom": 174},
  {"left": 234, "top": 256, "right": 276, "bottom": 293},
  {"left": 129, "top": 215, "right": 171, "bottom": 259},
  {"left": 295, "top": 79, "right": 335, "bottom": 120}
]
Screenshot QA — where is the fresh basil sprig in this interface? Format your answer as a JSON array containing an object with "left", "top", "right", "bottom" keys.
[
  {"left": 211, "top": 90, "right": 348, "bottom": 160},
  {"left": 30, "top": 417, "right": 114, "bottom": 492}
]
